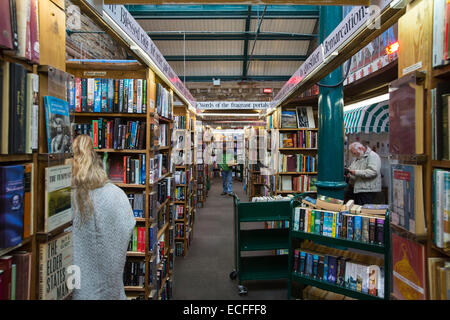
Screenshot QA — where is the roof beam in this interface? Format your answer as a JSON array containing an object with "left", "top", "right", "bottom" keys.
[
  {"left": 126, "top": 5, "right": 320, "bottom": 19},
  {"left": 183, "top": 75, "right": 291, "bottom": 82},
  {"left": 242, "top": 6, "right": 252, "bottom": 80},
  {"left": 165, "top": 55, "right": 307, "bottom": 61},
  {"left": 148, "top": 32, "right": 318, "bottom": 41}
]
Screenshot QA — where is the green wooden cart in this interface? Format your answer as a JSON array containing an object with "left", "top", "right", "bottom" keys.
[{"left": 230, "top": 194, "right": 292, "bottom": 295}]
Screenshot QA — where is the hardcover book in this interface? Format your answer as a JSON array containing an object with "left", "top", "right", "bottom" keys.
[
  {"left": 280, "top": 109, "right": 297, "bottom": 128},
  {"left": 38, "top": 231, "right": 73, "bottom": 300},
  {"left": 392, "top": 233, "right": 426, "bottom": 300},
  {"left": 43, "top": 96, "right": 72, "bottom": 153},
  {"left": 0, "top": 165, "right": 24, "bottom": 249},
  {"left": 390, "top": 164, "right": 426, "bottom": 235},
  {"left": 0, "top": 0, "right": 13, "bottom": 49},
  {"left": 9, "top": 62, "right": 27, "bottom": 154},
  {"left": 44, "top": 164, "right": 72, "bottom": 233},
  {"left": 296, "top": 106, "right": 315, "bottom": 128}
]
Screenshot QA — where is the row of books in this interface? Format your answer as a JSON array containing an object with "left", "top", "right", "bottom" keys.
[
  {"left": 157, "top": 203, "right": 167, "bottom": 230},
  {"left": 280, "top": 131, "right": 318, "bottom": 149},
  {"left": 433, "top": 169, "right": 450, "bottom": 250},
  {"left": 159, "top": 123, "right": 170, "bottom": 147},
  {"left": 279, "top": 106, "right": 316, "bottom": 129},
  {"left": 1, "top": 62, "right": 39, "bottom": 154},
  {"left": 174, "top": 205, "right": 184, "bottom": 220},
  {"left": 149, "top": 153, "right": 170, "bottom": 184},
  {"left": 0, "top": 164, "right": 34, "bottom": 249},
  {"left": 0, "top": 252, "right": 32, "bottom": 300},
  {"left": 293, "top": 207, "right": 385, "bottom": 245},
  {"left": 108, "top": 155, "right": 146, "bottom": 185},
  {"left": 174, "top": 170, "right": 191, "bottom": 185},
  {"left": 73, "top": 119, "right": 146, "bottom": 150},
  {"left": 127, "top": 227, "right": 146, "bottom": 253},
  {"left": 433, "top": 0, "right": 450, "bottom": 68},
  {"left": 148, "top": 224, "right": 157, "bottom": 254},
  {"left": 279, "top": 175, "right": 317, "bottom": 193},
  {"left": 127, "top": 192, "right": 145, "bottom": 218},
  {"left": 431, "top": 85, "right": 450, "bottom": 161},
  {"left": 175, "top": 223, "right": 185, "bottom": 238},
  {"left": 156, "top": 83, "right": 173, "bottom": 119},
  {"left": 175, "top": 187, "right": 185, "bottom": 201},
  {"left": 159, "top": 278, "right": 172, "bottom": 300},
  {"left": 278, "top": 154, "right": 317, "bottom": 173},
  {"left": 175, "top": 241, "right": 185, "bottom": 256},
  {"left": 123, "top": 261, "right": 145, "bottom": 287},
  {"left": 428, "top": 256, "right": 450, "bottom": 300},
  {"left": 174, "top": 116, "right": 187, "bottom": 129},
  {"left": 156, "top": 178, "right": 173, "bottom": 205},
  {"left": 68, "top": 78, "right": 148, "bottom": 114},
  {"left": 265, "top": 221, "right": 289, "bottom": 229},
  {"left": 292, "top": 248, "right": 385, "bottom": 298},
  {"left": 0, "top": 0, "right": 40, "bottom": 63},
  {"left": 156, "top": 238, "right": 166, "bottom": 265}
]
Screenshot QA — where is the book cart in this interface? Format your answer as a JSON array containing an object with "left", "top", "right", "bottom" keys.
[
  {"left": 287, "top": 196, "right": 391, "bottom": 300},
  {"left": 230, "top": 195, "right": 291, "bottom": 295}
]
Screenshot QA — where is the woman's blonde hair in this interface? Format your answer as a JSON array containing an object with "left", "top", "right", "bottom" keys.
[{"left": 72, "top": 134, "right": 109, "bottom": 222}]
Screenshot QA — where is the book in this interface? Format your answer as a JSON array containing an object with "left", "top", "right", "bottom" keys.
[
  {"left": 296, "top": 106, "right": 315, "bottom": 128},
  {"left": 0, "top": 0, "right": 13, "bottom": 49},
  {"left": 38, "top": 232, "right": 73, "bottom": 300},
  {"left": 433, "top": 169, "right": 450, "bottom": 249},
  {"left": 29, "top": 0, "right": 39, "bottom": 64},
  {"left": 9, "top": 62, "right": 27, "bottom": 154},
  {"left": 43, "top": 96, "right": 72, "bottom": 153},
  {"left": 0, "top": 165, "right": 24, "bottom": 249},
  {"left": 433, "top": 0, "right": 447, "bottom": 67},
  {"left": 15, "top": 0, "right": 30, "bottom": 59},
  {"left": 12, "top": 251, "right": 31, "bottom": 300},
  {"left": 280, "top": 109, "right": 297, "bottom": 128},
  {"left": 26, "top": 73, "right": 39, "bottom": 153},
  {"left": 1, "top": 62, "right": 10, "bottom": 154},
  {"left": 23, "top": 163, "right": 33, "bottom": 239},
  {"left": 392, "top": 232, "right": 426, "bottom": 300},
  {"left": 0, "top": 255, "right": 13, "bottom": 300},
  {"left": 390, "top": 164, "right": 426, "bottom": 236},
  {"left": 427, "top": 257, "right": 446, "bottom": 300},
  {"left": 360, "top": 204, "right": 389, "bottom": 216},
  {"left": 44, "top": 164, "right": 72, "bottom": 233}
]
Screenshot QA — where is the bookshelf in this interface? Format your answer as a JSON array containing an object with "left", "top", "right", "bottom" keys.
[
  {"left": 173, "top": 105, "right": 196, "bottom": 257},
  {"left": 267, "top": 106, "right": 318, "bottom": 197},
  {"left": 67, "top": 58, "right": 176, "bottom": 300}
]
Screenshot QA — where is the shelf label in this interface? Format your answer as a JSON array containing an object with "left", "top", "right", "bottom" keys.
[{"left": 402, "top": 61, "right": 423, "bottom": 76}]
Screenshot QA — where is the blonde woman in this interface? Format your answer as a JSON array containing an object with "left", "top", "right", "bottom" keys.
[{"left": 71, "top": 134, "right": 135, "bottom": 300}]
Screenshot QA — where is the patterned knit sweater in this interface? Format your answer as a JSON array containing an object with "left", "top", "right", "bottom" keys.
[{"left": 72, "top": 183, "right": 136, "bottom": 300}]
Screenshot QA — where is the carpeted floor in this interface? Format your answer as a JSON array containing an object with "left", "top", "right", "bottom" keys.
[{"left": 172, "top": 177, "right": 288, "bottom": 300}]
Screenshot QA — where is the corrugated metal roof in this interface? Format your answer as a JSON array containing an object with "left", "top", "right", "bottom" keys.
[
  {"left": 247, "top": 40, "right": 310, "bottom": 55},
  {"left": 154, "top": 40, "right": 244, "bottom": 56},
  {"left": 247, "top": 61, "right": 303, "bottom": 76},
  {"left": 140, "top": 19, "right": 246, "bottom": 32},
  {"left": 170, "top": 61, "right": 242, "bottom": 76},
  {"left": 250, "top": 18, "right": 317, "bottom": 34}
]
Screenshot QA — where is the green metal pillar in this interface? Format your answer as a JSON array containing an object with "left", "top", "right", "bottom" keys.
[{"left": 316, "top": 5, "right": 346, "bottom": 200}]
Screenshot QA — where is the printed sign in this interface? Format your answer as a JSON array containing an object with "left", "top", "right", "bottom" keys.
[{"left": 197, "top": 101, "right": 270, "bottom": 110}]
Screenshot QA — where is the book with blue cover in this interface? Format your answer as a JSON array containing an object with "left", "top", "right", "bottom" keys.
[
  {"left": 299, "top": 251, "right": 306, "bottom": 274},
  {"left": 94, "top": 78, "right": 102, "bottom": 112},
  {"left": 0, "top": 165, "right": 25, "bottom": 249},
  {"left": 43, "top": 96, "right": 72, "bottom": 153},
  {"left": 323, "top": 255, "right": 328, "bottom": 281},
  {"left": 101, "top": 78, "right": 107, "bottom": 112},
  {"left": 354, "top": 215, "right": 362, "bottom": 241}
]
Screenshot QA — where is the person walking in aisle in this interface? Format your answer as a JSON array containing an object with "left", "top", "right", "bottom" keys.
[
  {"left": 71, "top": 135, "right": 135, "bottom": 300},
  {"left": 345, "top": 142, "right": 382, "bottom": 205},
  {"left": 220, "top": 152, "right": 236, "bottom": 196}
]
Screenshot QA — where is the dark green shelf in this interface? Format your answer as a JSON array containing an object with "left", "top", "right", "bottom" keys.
[
  {"left": 291, "top": 272, "right": 383, "bottom": 300},
  {"left": 240, "top": 255, "right": 289, "bottom": 281},
  {"left": 240, "top": 229, "right": 290, "bottom": 251},
  {"left": 237, "top": 200, "right": 291, "bottom": 222},
  {"left": 291, "top": 231, "right": 386, "bottom": 254}
]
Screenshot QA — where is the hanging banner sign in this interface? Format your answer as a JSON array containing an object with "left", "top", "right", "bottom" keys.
[
  {"left": 102, "top": 5, "right": 196, "bottom": 108},
  {"left": 271, "top": 0, "right": 393, "bottom": 109},
  {"left": 197, "top": 101, "right": 270, "bottom": 110}
]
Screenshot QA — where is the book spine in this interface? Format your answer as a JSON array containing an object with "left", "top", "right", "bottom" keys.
[
  {"left": 108, "top": 79, "right": 114, "bottom": 112},
  {"left": 128, "top": 79, "right": 134, "bottom": 113},
  {"left": 142, "top": 79, "right": 147, "bottom": 114},
  {"left": 119, "top": 79, "right": 124, "bottom": 113},
  {"left": 101, "top": 78, "right": 107, "bottom": 112},
  {"left": 94, "top": 78, "right": 101, "bottom": 112},
  {"left": 347, "top": 215, "right": 353, "bottom": 240},
  {"left": 87, "top": 78, "right": 95, "bottom": 112},
  {"left": 376, "top": 219, "right": 384, "bottom": 245},
  {"left": 332, "top": 212, "right": 337, "bottom": 238},
  {"left": 369, "top": 218, "right": 376, "bottom": 244}
]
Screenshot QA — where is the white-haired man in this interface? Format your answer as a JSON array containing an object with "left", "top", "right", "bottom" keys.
[{"left": 345, "top": 142, "right": 381, "bottom": 205}]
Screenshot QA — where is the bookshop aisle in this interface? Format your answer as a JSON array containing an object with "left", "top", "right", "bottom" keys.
[{"left": 173, "top": 178, "right": 287, "bottom": 300}]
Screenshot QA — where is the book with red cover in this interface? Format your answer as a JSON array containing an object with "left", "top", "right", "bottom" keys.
[
  {"left": 0, "top": 255, "right": 12, "bottom": 300},
  {"left": 0, "top": 1, "right": 13, "bottom": 49},
  {"left": 108, "top": 157, "right": 124, "bottom": 183},
  {"left": 286, "top": 155, "right": 297, "bottom": 172},
  {"left": 12, "top": 251, "right": 31, "bottom": 300},
  {"left": 29, "top": 0, "right": 39, "bottom": 64},
  {"left": 389, "top": 73, "right": 424, "bottom": 155},
  {"left": 392, "top": 233, "right": 426, "bottom": 300}
]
